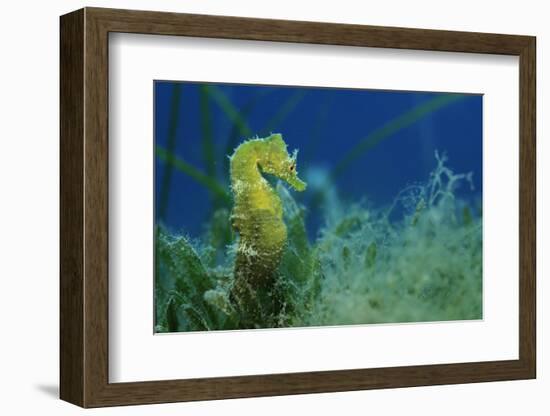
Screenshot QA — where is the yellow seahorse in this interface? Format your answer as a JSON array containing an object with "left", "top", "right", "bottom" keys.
[{"left": 229, "top": 133, "right": 306, "bottom": 326}]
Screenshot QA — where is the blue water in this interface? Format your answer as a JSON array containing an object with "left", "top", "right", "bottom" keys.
[{"left": 154, "top": 81, "right": 482, "bottom": 238}]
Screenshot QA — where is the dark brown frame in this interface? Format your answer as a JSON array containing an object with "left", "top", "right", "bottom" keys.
[{"left": 60, "top": 7, "right": 536, "bottom": 408}]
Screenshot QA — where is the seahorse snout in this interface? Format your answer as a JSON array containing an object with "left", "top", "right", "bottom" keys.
[{"left": 286, "top": 174, "right": 307, "bottom": 192}]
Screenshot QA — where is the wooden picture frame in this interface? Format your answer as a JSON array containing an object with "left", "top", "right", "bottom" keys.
[{"left": 60, "top": 7, "right": 536, "bottom": 408}]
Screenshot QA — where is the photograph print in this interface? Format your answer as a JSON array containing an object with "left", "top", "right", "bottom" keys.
[{"left": 154, "top": 81, "right": 482, "bottom": 333}]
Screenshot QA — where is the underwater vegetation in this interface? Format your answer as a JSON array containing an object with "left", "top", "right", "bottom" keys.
[
  {"left": 300, "top": 151, "right": 482, "bottom": 327},
  {"left": 155, "top": 140, "right": 482, "bottom": 332}
]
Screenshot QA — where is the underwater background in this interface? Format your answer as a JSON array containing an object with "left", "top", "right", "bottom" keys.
[{"left": 154, "top": 81, "right": 483, "bottom": 332}]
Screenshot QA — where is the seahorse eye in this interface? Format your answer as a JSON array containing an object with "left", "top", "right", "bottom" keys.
[{"left": 289, "top": 164, "right": 295, "bottom": 172}]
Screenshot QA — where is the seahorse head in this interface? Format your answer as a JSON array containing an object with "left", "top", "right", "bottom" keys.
[{"left": 258, "top": 133, "right": 307, "bottom": 192}]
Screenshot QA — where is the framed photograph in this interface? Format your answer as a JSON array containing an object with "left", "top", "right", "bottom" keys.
[{"left": 60, "top": 7, "right": 536, "bottom": 408}]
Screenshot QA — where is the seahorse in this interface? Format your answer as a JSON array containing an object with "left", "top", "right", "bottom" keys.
[{"left": 229, "top": 133, "right": 306, "bottom": 327}]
